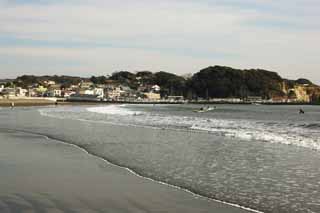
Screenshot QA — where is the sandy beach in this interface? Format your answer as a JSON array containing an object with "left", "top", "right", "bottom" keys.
[
  {"left": 0, "top": 129, "right": 249, "bottom": 213},
  {"left": 0, "top": 98, "right": 103, "bottom": 107},
  {"left": 0, "top": 98, "right": 57, "bottom": 107}
]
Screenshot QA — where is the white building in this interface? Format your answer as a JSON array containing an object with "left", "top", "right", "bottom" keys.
[
  {"left": 84, "top": 90, "right": 94, "bottom": 95},
  {"left": 94, "top": 88, "right": 104, "bottom": 98},
  {"left": 63, "top": 90, "right": 76, "bottom": 98},
  {"left": 16, "top": 87, "right": 28, "bottom": 97},
  {"left": 151, "top": 85, "right": 161, "bottom": 92},
  {"left": 43, "top": 80, "right": 56, "bottom": 85},
  {"left": 0, "top": 85, "right": 4, "bottom": 93},
  {"left": 106, "top": 87, "right": 124, "bottom": 100},
  {"left": 47, "top": 89, "right": 62, "bottom": 97}
]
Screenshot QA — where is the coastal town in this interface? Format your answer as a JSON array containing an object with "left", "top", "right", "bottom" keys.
[{"left": 1, "top": 66, "right": 320, "bottom": 105}]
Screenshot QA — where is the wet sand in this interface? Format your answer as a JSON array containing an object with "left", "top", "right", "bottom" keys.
[
  {"left": 0, "top": 130, "right": 250, "bottom": 213},
  {"left": 0, "top": 99, "right": 56, "bottom": 107},
  {"left": 0, "top": 99, "right": 102, "bottom": 107}
]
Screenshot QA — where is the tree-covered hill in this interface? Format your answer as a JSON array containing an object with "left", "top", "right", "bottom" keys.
[{"left": 6, "top": 65, "right": 319, "bottom": 101}]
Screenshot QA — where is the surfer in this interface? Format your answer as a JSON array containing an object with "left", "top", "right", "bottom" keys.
[{"left": 299, "top": 108, "right": 305, "bottom": 114}]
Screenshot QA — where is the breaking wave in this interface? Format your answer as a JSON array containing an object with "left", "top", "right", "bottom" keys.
[
  {"left": 87, "top": 105, "right": 143, "bottom": 116},
  {"left": 39, "top": 105, "right": 320, "bottom": 151}
]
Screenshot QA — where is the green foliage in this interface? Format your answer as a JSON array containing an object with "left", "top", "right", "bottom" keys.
[
  {"left": 295, "top": 78, "right": 313, "bottom": 85},
  {"left": 189, "top": 66, "right": 285, "bottom": 99},
  {"left": 8, "top": 66, "right": 316, "bottom": 100},
  {"left": 90, "top": 76, "right": 107, "bottom": 84},
  {"left": 154, "top": 72, "right": 186, "bottom": 96}
]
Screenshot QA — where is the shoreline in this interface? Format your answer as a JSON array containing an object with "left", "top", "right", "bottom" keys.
[
  {"left": 1, "top": 98, "right": 318, "bottom": 107},
  {"left": 0, "top": 128, "right": 252, "bottom": 213}
]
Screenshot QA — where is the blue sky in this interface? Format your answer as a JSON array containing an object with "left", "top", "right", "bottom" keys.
[{"left": 0, "top": 0, "right": 319, "bottom": 83}]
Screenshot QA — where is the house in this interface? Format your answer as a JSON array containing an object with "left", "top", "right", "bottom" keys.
[
  {"left": 151, "top": 85, "right": 161, "bottom": 92},
  {"left": 16, "top": 87, "right": 28, "bottom": 97},
  {"left": 1, "top": 88, "right": 16, "bottom": 97},
  {"left": 46, "top": 89, "right": 62, "bottom": 97},
  {"left": 106, "top": 86, "right": 124, "bottom": 100},
  {"left": 144, "top": 92, "right": 161, "bottom": 100},
  {"left": 78, "top": 89, "right": 94, "bottom": 96},
  {"left": 80, "top": 81, "right": 94, "bottom": 89},
  {"left": 46, "top": 84, "right": 62, "bottom": 97},
  {"left": 0, "top": 85, "right": 4, "bottom": 93},
  {"left": 94, "top": 88, "right": 104, "bottom": 98},
  {"left": 44, "top": 80, "right": 56, "bottom": 85},
  {"left": 63, "top": 90, "right": 76, "bottom": 98}
]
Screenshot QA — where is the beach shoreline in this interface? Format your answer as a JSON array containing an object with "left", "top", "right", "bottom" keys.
[
  {"left": 1, "top": 98, "right": 318, "bottom": 107},
  {"left": 0, "top": 98, "right": 102, "bottom": 107},
  {"left": 0, "top": 128, "right": 252, "bottom": 213}
]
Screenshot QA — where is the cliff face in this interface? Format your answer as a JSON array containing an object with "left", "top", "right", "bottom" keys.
[{"left": 282, "top": 80, "right": 320, "bottom": 103}]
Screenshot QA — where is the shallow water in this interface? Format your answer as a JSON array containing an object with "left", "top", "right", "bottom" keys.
[
  {"left": 1, "top": 104, "right": 320, "bottom": 212},
  {"left": 1, "top": 130, "right": 246, "bottom": 213}
]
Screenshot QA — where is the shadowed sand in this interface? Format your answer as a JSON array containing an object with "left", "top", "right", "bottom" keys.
[{"left": 0, "top": 130, "right": 251, "bottom": 213}]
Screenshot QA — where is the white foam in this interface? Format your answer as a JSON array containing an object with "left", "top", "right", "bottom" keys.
[
  {"left": 39, "top": 106, "right": 320, "bottom": 151},
  {"left": 15, "top": 129, "right": 262, "bottom": 213},
  {"left": 87, "top": 105, "right": 143, "bottom": 116}
]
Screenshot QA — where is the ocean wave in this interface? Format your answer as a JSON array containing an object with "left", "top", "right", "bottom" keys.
[
  {"left": 4, "top": 128, "right": 261, "bottom": 213},
  {"left": 87, "top": 105, "right": 143, "bottom": 116},
  {"left": 298, "top": 123, "right": 320, "bottom": 129},
  {"left": 39, "top": 105, "right": 320, "bottom": 151}
]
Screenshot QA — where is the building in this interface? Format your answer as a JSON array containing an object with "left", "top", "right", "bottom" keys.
[
  {"left": 63, "top": 90, "right": 76, "bottom": 98},
  {"left": 94, "top": 88, "right": 104, "bottom": 98},
  {"left": 16, "top": 87, "right": 28, "bottom": 97},
  {"left": 46, "top": 84, "right": 62, "bottom": 97},
  {"left": 151, "top": 85, "right": 161, "bottom": 92},
  {"left": 144, "top": 92, "right": 161, "bottom": 100},
  {"left": 0, "top": 88, "right": 16, "bottom": 98},
  {"left": 80, "top": 81, "right": 94, "bottom": 89},
  {"left": 44, "top": 80, "right": 56, "bottom": 85},
  {"left": 106, "top": 86, "right": 124, "bottom": 100},
  {"left": 46, "top": 89, "right": 62, "bottom": 97},
  {"left": 78, "top": 89, "right": 94, "bottom": 95}
]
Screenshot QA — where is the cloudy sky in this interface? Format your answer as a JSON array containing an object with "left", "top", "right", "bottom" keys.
[{"left": 0, "top": 0, "right": 319, "bottom": 83}]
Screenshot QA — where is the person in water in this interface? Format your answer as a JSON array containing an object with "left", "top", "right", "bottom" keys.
[
  {"left": 10, "top": 102, "right": 14, "bottom": 109},
  {"left": 299, "top": 108, "right": 305, "bottom": 114}
]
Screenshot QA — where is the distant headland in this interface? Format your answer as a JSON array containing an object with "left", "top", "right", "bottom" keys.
[{"left": 1, "top": 65, "right": 320, "bottom": 105}]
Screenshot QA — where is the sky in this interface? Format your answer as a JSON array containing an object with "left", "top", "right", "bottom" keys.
[{"left": 0, "top": 0, "right": 319, "bottom": 83}]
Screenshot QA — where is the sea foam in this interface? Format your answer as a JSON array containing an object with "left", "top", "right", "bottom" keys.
[
  {"left": 87, "top": 105, "right": 143, "bottom": 116},
  {"left": 40, "top": 105, "right": 320, "bottom": 151}
]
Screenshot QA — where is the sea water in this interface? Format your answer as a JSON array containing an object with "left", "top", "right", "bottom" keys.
[{"left": 1, "top": 104, "right": 320, "bottom": 212}]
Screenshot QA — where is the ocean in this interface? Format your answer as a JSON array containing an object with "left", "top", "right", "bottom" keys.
[{"left": 1, "top": 104, "right": 320, "bottom": 212}]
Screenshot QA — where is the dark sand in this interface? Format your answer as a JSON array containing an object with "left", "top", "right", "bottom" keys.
[{"left": 0, "top": 130, "right": 250, "bottom": 213}]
